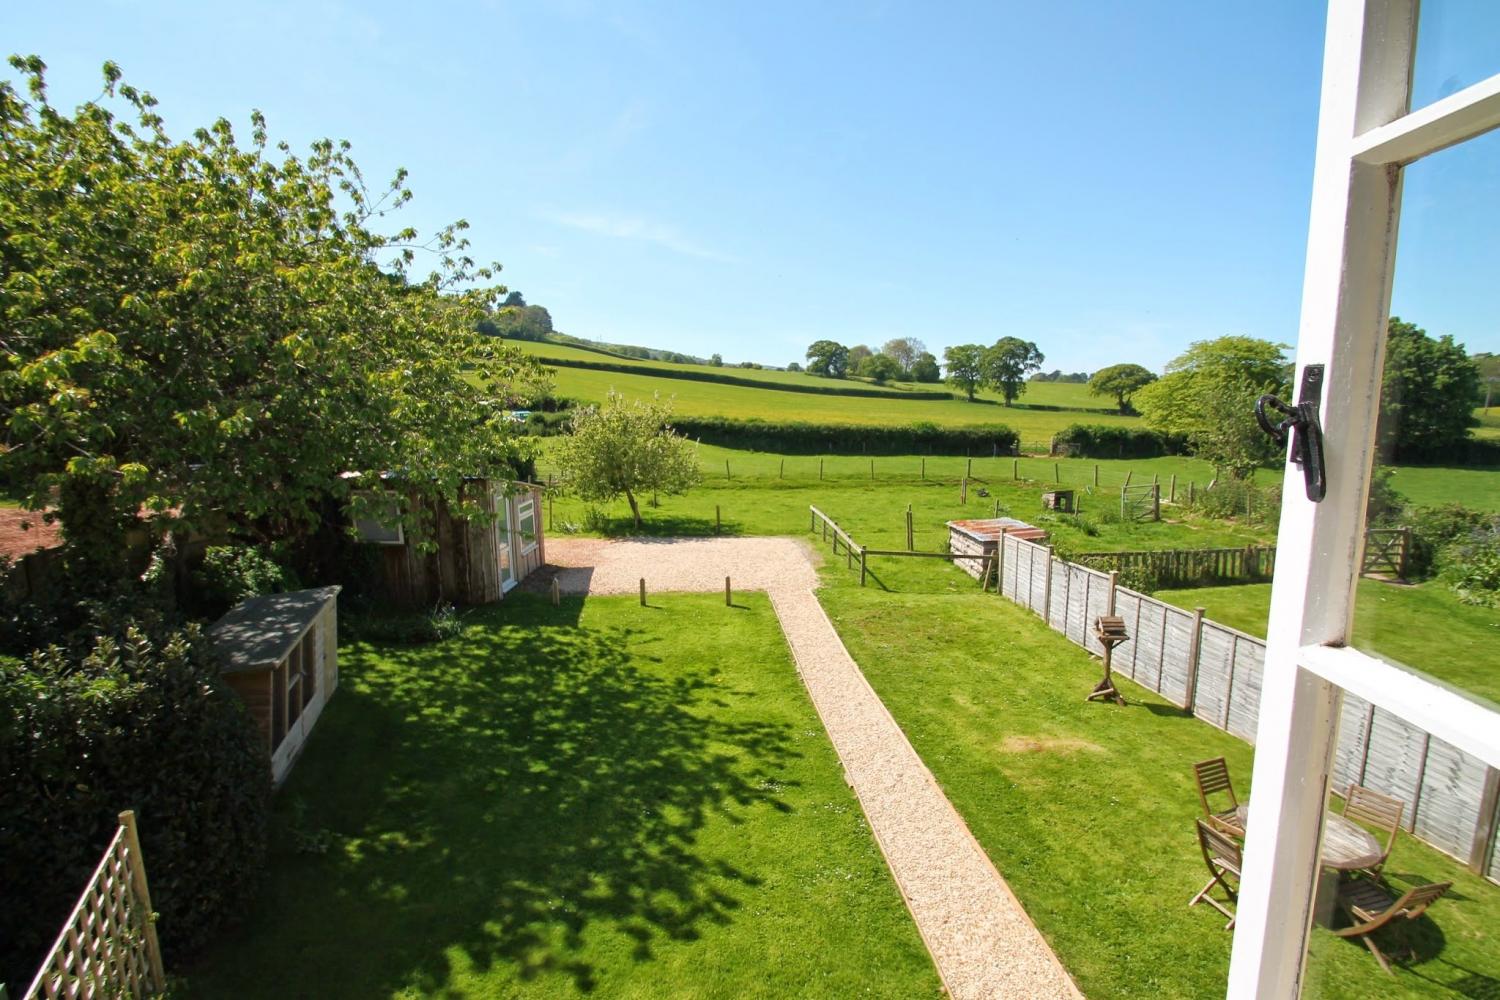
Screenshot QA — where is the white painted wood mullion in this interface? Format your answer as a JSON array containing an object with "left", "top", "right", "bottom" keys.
[
  {"left": 1227, "top": 1, "right": 1415, "bottom": 996},
  {"left": 1352, "top": 72, "right": 1500, "bottom": 165},
  {"left": 1298, "top": 645, "right": 1500, "bottom": 769}
]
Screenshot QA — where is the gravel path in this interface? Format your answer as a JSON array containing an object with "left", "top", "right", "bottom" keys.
[{"left": 542, "top": 537, "right": 1083, "bottom": 1000}]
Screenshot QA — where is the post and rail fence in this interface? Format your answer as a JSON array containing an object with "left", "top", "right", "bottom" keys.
[{"left": 1074, "top": 544, "right": 1278, "bottom": 587}]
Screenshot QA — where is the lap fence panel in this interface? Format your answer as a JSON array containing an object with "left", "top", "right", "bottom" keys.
[
  {"left": 1361, "top": 707, "right": 1429, "bottom": 826},
  {"left": 1129, "top": 595, "right": 1169, "bottom": 695},
  {"left": 1029, "top": 544, "right": 1050, "bottom": 618},
  {"left": 1411, "top": 735, "right": 1490, "bottom": 862},
  {"left": 1223, "top": 627, "right": 1264, "bottom": 744},
  {"left": 1158, "top": 605, "right": 1197, "bottom": 708},
  {"left": 1113, "top": 588, "right": 1145, "bottom": 684},
  {"left": 1047, "top": 555, "right": 1068, "bottom": 631},
  {"left": 1063, "top": 565, "right": 1087, "bottom": 647},
  {"left": 1082, "top": 568, "right": 1111, "bottom": 657},
  {"left": 1192, "top": 623, "right": 1235, "bottom": 732},
  {"left": 1332, "top": 695, "right": 1375, "bottom": 795}
]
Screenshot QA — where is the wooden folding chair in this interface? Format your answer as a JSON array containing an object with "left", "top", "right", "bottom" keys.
[
  {"left": 1343, "top": 784, "right": 1404, "bottom": 879},
  {"left": 1189, "top": 819, "right": 1242, "bottom": 929},
  {"left": 1193, "top": 756, "right": 1243, "bottom": 836},
  {"left": 1335, "top": 877, "right": 1451, "bottom": 974}
]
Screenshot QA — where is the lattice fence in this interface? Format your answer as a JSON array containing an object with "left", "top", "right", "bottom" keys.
[{"left": 24, "top": 810, "right": 165, "bottom": 1000}]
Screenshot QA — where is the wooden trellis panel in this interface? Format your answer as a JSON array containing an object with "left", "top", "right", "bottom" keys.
[{"left": 25, "top": 811, "right": 164, "bottom": 1000}]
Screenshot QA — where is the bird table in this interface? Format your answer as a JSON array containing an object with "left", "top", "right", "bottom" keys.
[{"left": 1089, "top": 615, "right": 1129, "bottom": 705}]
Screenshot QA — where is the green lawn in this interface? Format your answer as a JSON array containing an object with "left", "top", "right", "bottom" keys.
[
  {"left": 182, "top": 593, "right": 940, "bottom": 999},
  {"left": 816, "top": 575, "right": 1500, "bottom": 999},
  {"left": 1155, "top": 579, "right": 1500, "bottom": 707},
  {"left": 1379, "top": 464, "right": 1500, "bottom": 511}
]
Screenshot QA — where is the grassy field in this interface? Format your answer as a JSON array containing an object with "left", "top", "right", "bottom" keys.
[
  {"left": 535, "top": 445, "right": 1279, "bottom": 569},
  {"left": 814, "top": 567, "right": 1500, "bottom": 999},
  {"left": 1154, "top": 579, "right": 1500, "bottom": 707},
  {"left": 182, "top": 593, "right": 940, "bottom": 998}
]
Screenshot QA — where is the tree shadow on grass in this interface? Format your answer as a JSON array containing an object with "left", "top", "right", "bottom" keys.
[{"left": 197, "top": 604, "right": 801, "bottom": 997}]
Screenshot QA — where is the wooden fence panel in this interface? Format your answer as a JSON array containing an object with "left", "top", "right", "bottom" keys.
[
  {"left": 1361, "top": 707, "right": 1429, "bottom": 823},
  {"left": 1046, "top": 555, "right": 1067, "bottom": 631},
  {"left": 1083, "top": 568, "right": 1112, "bottom": 657},
  {"left": 1333, "top": 695, "right": 1374, "bottom": 795},
  {"left": 1028, "top": 543, "right": 1050, "bottom": 617},
  {"left": 1412, "top": 735, "right": 1491, "bottom": 861},
  {"left": 1000, "top": 534, "right": 1021, "bottom": 603},
  {"left": 1193, "top": 624, "right": 1234, "bottom": 729},
  {"left": 1158, "top": 604, "right": 1197, "bottom": 708},
  {"left": 1225, "top": 635, "right": 1265, "bottom": 744},
  {"left": 1113, "top": 588, "right": 1145, "bottom": 683}
]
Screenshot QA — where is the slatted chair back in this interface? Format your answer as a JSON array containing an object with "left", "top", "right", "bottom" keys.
[
  {"left": 1344, "top": 784, "right": 1403, "bottom": 874},
  {"left": 1189, "top": 819, "right": 1243, "bottom": 929},
  {"left": 1335, "top": 877, "right": 1452, "bottom": 974},
  {"left": 1393, "top": 881, "right": 1452, "bottom": 921},
  {"left": 1193, "top": 757, "right": 1240, "bottom": 832}
]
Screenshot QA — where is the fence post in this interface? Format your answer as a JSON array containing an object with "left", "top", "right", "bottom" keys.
[
  {"left": 1184, "top": 607, "right": 1206, "bottom": 711},
  {"left": 994, "top": 499, "right": 1001, "bottom": 518},
  {"left": 548, "top": 493, "right": 554, "bottom": 531},
  {"left": 1013, "top": 458, "right": 1019, "bottom": 480},
  {"left": 906, "top": 506, "right": 914, "bottom": 550},
  {"left": 811, "top": 509, "right": 816, "bottom": 533},
  {"left": 820, "top": 459, "right": 825, "bottom": 480},
  {"left": 860, "top": 547, "right": 867, "bottom": 587},
  {"left": 1094, "top": 464, "right": 1100, "bottom": 487},
  {"left": 726, "top": 576, "right": 732, "bottom": 607},
  {"left": 1189, "top": 481, "right": 1196, "bottom": 504},
  {"left": 1401, "top": 525, "right": 1412, "bottom": 578},
  {"left": 996, "top": 528, "right": 1008, "bottom": 595},
  {"left": 1170, "top": 473, "right": 1177, "bottom": 502},
  {"left": 120, "top": 810, "right": 167, "bottom": 989},
  {"left": 726, "top": 459, "right": 732, "bottom": 479},
  {"left": 961, "top": 477, "right": 968, "bottom": 504},
  {"left": 1108, "top": 570, "right": 1119, "bottom": 616},
  {"left": 870, "top": 459, "right": 875, "bottom": 481},
  {"left": 640, "top": 578, "right": 647, "bottom": 606},
  {"left": 1055, "top": 462, "right": 1060, "bottom": 483},
  {"left": 780, "top": 458, "right": 785, "bottom": 479},
  {"left": 1042, "top": 545, "right": 1055, "bottom": 624},
  {"left": 716, "top": 505, "right": 722, "bottom": 535},
  {"left": 1468, "top": 766, "right": 1500, "bottom": 873},
  {"left": 921, "top": 457, "right": 926, "bottom": 479},
  {"left": 551, "top": 578, "right": 561, "bottom": 607},
  {"left": 1124, "top": 470, "right": 1133, "bottom": 487},
  {"left": 967, "top": 457, "right": 973, "bottom": 478}
]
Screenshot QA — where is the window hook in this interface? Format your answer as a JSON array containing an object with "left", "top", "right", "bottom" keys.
[{"left": 1255, "top": 364, "right": 1326, "bottom": 502}]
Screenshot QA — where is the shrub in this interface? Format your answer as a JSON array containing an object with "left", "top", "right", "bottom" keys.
[
  {"left": 192, "top": 544, "right": 300, "bottom": 616},
  {"left": 1050, "top": 424, "right": 1188, "bottom": 458},
  {"left": 671, "top": 417, "right": 1019, "bottom": 456},
  {"left": 1445, "top": 526, "right": 1500, "bottom": 606},
  {"left": 344, "top": 603, "right": 466, "bottom": 644},
  {"left": 0, "top": 626, "right": 270, "bottom": 987},
  {"left": 1182, "top": 478, "right": 1281, "bottom": 527},
  {"left": 1404, "top": 503, "right": 1499, "bottom": 578}
]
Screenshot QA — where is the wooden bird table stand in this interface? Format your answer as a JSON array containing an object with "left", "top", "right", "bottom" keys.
[{"left": 1089, "top": 615, "right": 1129, "bottom": 705}]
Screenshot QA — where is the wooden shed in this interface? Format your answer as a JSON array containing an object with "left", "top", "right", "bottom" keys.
[
  {"left": 947, "top": 518, "right": 1048, "bottom": 581},
  {"left": 353, "top": 479, "right": 546, "bottom": 609},
  {"left": 210, "top": 586, "right": 341, "bottom": 786}
]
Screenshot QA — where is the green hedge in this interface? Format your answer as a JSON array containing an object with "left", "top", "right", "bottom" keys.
[
  {"left": 0, "top": 626, "right": 270, "bottom": 988},
  {"left": 536, "top": 356, "right": 955, "bottom": 400},
  {"left": 1050, "top": 423, "right": 1188, "bottom": 458},
  {"left": 671, "top": 417, "right": 1019, "bottom": 455}
]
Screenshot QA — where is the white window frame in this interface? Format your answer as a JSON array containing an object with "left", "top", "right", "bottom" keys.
[
  {"left": 1228, "top": 2, "right": 1500, "bottom": 996},
  {"left": 516, "top": 494, "right": 539, "bottom": 556},
  {"left": 351, "top": 490, "right": 405, "bottom": 546}
]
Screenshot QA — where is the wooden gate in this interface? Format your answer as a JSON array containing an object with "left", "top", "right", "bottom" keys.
[
  {"left": 1120, "top": 483, "right": 1161, "bottom": 522},
  {"left": 1363, "top": 526, "right": 1411, "bottom": 579}
]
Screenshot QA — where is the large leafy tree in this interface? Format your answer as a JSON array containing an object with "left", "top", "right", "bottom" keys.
[
  {"left": 1088, "top": 363, "right": 1158, "bottom": 414},
  {"left": 943, "top": 344, "right": 985, "bottom": 401},
  {"left": 0, "top": 58, "right": 548, "bottom": 577},
  {"left": 910, "top": 351, "right": 941, "bottom": 383},
  {"left": 1378, "top": 316, "right": 1479, "bottom": 461},
  {"left": 880, "top": 337, "right": 925, "bottom": 375},
  {"left": 982, "top": 337, "right": 1045, "bottom": 406},
  {"left": 857, "top": 353, "right": 901, "bottom": 384},
  {"left": 805, "top": 339, "right": 849, "bottom": 377},
  {"left": 1134, "top": 336, "right": 1289, "bottom": 478},
  {"left": 556, "top": 391, "right": 700, "bottom": 528}
]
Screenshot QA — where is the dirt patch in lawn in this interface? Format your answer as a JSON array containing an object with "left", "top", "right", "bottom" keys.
[{"left": 999, "top": 736, "right": 1103, "bottom": 755}]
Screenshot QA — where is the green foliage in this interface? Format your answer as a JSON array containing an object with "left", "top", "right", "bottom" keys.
[
  {"left": 1446, "top": 527, "right": 1500, "bottom": 606},
  {"left": 479, "top": 303, "right": 554, "bottom": 341},
  {"left": 943, "top": 344, "right": 985, "bottom": 401},
  {"left": 857, "top": 353, "right": 902, "bottom": 384},
  {"left": 847, "top": 344, "right": 873, "bottom": 370},
  {"left": 910, "top": 351, "right": 941, "bottom": 383},
  {"left": 193, "top": 545, "right": 300, "bottom": 616},
  {"left": 981, "top": 337, "right": 1045, "bottom": 406},
  {"left": 1404, "top": 503, "right": 1500, "bottom": 578},
  {"left": 344, "top": 603, "right": 466, "bottom": 644},
  {"left": 1050, "top": 423, "right": 1186, "bottom": 459},
  {"left": 880, "top": 337, "right": 925, "bottom": 376},
  {"left": 786, "top": 361, "right": 802, "bottom": 372},
  {"left": 0, "top": 58, "right": 548, "bottom": 571},
  {"left": 529, "top": 354, "right": 950, "bottom": 399},
  {"left": 1181, "top": 478, "right": 1282, "bottom": 527},
  {"left": 555, "top": 391, "right": 701, "bottom": 528},
  {"left": 1134, "top": 336, "right": 1289, "bottom": 478},
  {"left": 668, "top": 417, "right": 1019, "bottom": 455},
  {"left": 709, "top": 353, "right": 723, "bottom": 366},
  {"left": 0, "top": 626, "right": 270, "bottom": 986},
  {"left": 804, "top": 340, "right": 849, "bottom": 377},
  {"left": 1087, "top": 363, "right": 1157, "bottom": 415},
  {"left": 1378, "top": 316, "right": 1481, "bottom": 462}
]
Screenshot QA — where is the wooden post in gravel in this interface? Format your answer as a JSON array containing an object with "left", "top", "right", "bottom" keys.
[
  {"left": 860, "top": 547, "right": 867, "bottom": 587},
  {"left": 639, "top": 578, "right": 647, "bottom": 606},
  {"left": 716, "top": 505, "right": 721, "bottom": 535},
  {"left": 550, "top": 578, "right": 560, "bottom": 607},
  {"left": 725, "top": 576, "right": 732, "bottom": 606},
  {"left": 905, "top": 506, "right": 914, "bottom": 550}
]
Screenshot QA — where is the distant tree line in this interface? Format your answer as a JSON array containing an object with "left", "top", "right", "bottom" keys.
[
  {"left": 803, "top": 337, "right": 941, "bottom": 384},
  {"left": 942, "top": 338, "right": 1045, "bottom": 405}
]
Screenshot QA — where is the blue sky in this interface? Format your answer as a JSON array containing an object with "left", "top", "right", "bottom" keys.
[{"left": 3, "top": 1, "right": 1496, "bottom": 372}]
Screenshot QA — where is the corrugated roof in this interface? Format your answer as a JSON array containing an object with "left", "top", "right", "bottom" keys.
[
  {"left": 946, "top": 518, "right": 1048, "bottom": 543},
  {"left": 210, "top": 586, "right": 341, "bottom": 674}
]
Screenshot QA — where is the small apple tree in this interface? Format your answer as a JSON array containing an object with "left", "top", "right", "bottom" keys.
[{"left": 557, "top": 391, "right": 701, "bottom": 529}]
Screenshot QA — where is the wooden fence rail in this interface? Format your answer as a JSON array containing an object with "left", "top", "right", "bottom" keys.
[
  {"left": 1074, "top": 545, "right": 1278, "bottom": 586},
  {"left": 24, "top": 810, "right": 165, "bottom": 1000},
  {"left": 808, "top": 507, "right": 995, "bottom": 588},
  {"left": 993, "top": 531, "right": 1500, "bottom": 884}
]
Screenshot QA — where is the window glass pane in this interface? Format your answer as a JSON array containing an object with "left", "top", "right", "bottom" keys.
[
  {"left": 1410, "top": 0, "right": 1500, "bottom": 111},
  {"left": 1354, "top": 128, "right": 1500, "bottom": 713}
]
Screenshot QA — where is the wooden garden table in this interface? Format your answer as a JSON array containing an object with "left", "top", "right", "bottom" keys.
[{"left": 1234, "top": 803, "right": 1383, "bottom": 926}]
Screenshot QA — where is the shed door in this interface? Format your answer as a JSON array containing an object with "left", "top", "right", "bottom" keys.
[{"left": 494, "top": 486, "right": 516, "bottom": 592}]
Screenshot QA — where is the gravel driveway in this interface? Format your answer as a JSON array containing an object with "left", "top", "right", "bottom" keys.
[{"left": 535, "top": 537, "right": 1082, "bottom": 1000}]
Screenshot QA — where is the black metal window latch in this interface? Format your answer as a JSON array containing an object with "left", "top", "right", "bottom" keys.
[{"left": 1255, "top": 363, "right": 1327, "bottom": 502}]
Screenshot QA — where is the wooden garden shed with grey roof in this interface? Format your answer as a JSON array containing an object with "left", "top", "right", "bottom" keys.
[{"left": 210, "top": 586, "right": 341, "bottom": 786}]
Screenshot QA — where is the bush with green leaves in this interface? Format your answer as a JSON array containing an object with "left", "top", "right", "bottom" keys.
[
  {"left": 0, "top": 626, "right": 269, "bottom": 988},
  {"left": 345, "top": 603, "right": 466, "bottom": 644},
  {"left": 1445, "top": 526, "right": 1500, "bottom": 606},
  {"left": 192, "top": 544, "right": 300, "bottom": 616},
  {"left": 1403, "top": 503, "right": 1500, "bottom": 578},
  {"left": 1182, "top": 478, "right": 1282, "bottom": 526}
]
